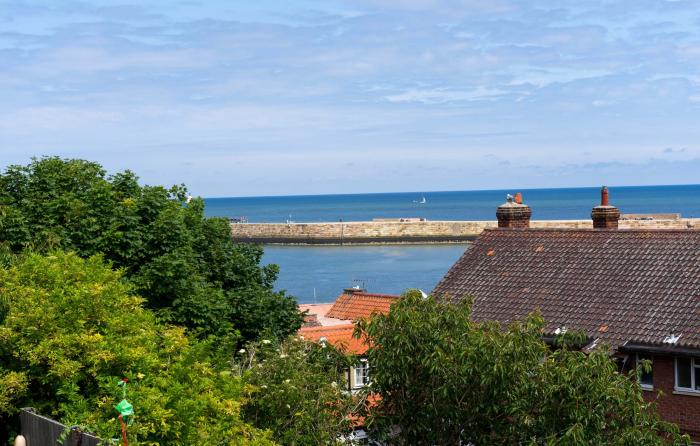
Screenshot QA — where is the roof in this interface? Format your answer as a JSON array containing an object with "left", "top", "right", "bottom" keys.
[
  {"left": 325, "top": 291, "right": 400, "bottom": 321},
  {"left": 433, "top": 228, "right": 700, "bottom": 352},
  {"left": 299, "top": 324, "right": 369, "bottom": 355},
  {"left": 299, "top": 303, "right": 351, "bottom": 327}
]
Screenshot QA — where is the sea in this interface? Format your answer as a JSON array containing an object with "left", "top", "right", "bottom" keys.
[{"left": 204, "top": 185, "right": 700, "bottom": 303}]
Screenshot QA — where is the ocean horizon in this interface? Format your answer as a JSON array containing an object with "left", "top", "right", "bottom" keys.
[
  {"left": 204, "top": 184, "right": 700, "bottom": 303},
  {"left": 204, "top": 184, "right": 700, "bottom": 223}
]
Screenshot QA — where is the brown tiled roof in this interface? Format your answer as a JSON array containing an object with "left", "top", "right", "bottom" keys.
[
  {"left": 325, "top": 291, "right": 400, "bottom": 321},
  {"left": 299, "top": 324, "right": 368, "bottom": 355},
  {"left": 433, "top": 228, "right": 700, "bottom": 352}
]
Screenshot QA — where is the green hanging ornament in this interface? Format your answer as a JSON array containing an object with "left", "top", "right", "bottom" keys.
[
  {"left": 114, "top": 378, "right": 134, "bottom": 423},
  {"left": 114, "top": 378, "right": 133, "bottom": 446}
]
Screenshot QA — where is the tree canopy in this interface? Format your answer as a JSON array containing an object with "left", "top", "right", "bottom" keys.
[
  {"left": 355, "top": 292, "right": 690, "bottom": 445},
  {"left": 0, "top": 157, "right": 302, "bottom": 344},
  {"left": 0, "top": 251, "right": 275, "bottom": 445}
]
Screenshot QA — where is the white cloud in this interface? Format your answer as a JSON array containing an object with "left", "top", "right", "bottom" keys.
[
  {"left": 0, "top": 106, "right": 123, "bottom": 132},
  {"left": 507, "top": 67, "right": 613, "bottom": 88},
  {"left": 384, "top": 87, "right": 508, "bottom": 104},
  {"left": 592, "top": 99, "right": 616, "bottom": 107}
]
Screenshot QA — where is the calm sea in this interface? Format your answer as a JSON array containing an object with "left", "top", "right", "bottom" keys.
[{"left": 204, "top": 185, "right": 700, "bottom": 303}]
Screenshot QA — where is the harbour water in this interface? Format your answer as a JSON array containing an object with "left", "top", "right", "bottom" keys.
[
  {"left": 204, "top": 184, "right": 700, "bottom": 303},
  {"left": 263, "top": 244, "right": 468, "bottom": 303}
]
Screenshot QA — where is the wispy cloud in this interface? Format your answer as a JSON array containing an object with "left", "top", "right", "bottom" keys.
[{"left": 383, "top": 87, "right": 508, "bottom": 104}]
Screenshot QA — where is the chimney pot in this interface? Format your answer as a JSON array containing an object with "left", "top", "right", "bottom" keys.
[
  {"left": 496, "top": 193, "right": 531, "bottom": 229},
  {"left": 591, "top": 186, "right": 620, "bottom": 229},
  {"left": 601, "top": 186, "right": 609, "bottom": 206}
]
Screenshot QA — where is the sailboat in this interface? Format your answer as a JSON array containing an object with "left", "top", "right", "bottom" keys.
[{"left": 413, "top": 195, "right": 427, "bottom": 204}]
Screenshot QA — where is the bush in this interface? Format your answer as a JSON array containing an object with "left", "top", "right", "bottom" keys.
[
  {"left": 0, "top": 252, "right": 274, "bottom": 445},
  {"left": 239, "top": 338, "right": 356, "bottom": 445}
]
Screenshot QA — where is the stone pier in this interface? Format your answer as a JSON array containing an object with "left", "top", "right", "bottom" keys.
[{"left": 230, "top": 218, "right": 700, "bottom": 245}]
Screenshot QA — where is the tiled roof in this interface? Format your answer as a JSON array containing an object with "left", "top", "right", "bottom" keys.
[
  {"left": 299, "top": 303, "right": 351, "bottom": 326},
  {"left": 299, "top": 324, "right": 369, "bottom": 355},
  {"left": 325, "top": 292, "right": 400, "bottom": 321},
  {"left": 433, "top": 228, "right": 700, "bottom": 352}
]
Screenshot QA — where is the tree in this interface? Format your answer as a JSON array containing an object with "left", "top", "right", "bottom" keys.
[
  {"left": 0, "top": 157, "right": 302, "bottom": 344},
  {"left": 355, "top": 292, "right": 690, "bottom": 445},
  {"left": 0, "top": 251, "right": 275, "bottom": 445},
  {"left": 239, "top": 337, "right": 356, "bottom": 445}
]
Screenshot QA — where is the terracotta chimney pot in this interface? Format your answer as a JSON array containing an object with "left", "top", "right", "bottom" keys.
[
  {"left": 496, "top": 193, "right": 531, "bottom": 228},
  {"left": 591, "top": 186, "right": 620, "bottom": 229},
  {"left": 601, "top": 186, "right": 609, "bottom": 206}
]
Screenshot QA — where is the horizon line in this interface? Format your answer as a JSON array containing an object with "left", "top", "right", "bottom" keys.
[{"left": 202, "top": 182, "right": 700, "bottom": 200}]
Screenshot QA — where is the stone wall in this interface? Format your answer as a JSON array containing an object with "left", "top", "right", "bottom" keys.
[{"left": 230, "top": 218, "right": 700, "bottom": 244}]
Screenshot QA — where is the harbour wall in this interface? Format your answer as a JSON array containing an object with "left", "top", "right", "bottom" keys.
[{"left": 230, "top": 218, "right": 700, "bottom": 245}]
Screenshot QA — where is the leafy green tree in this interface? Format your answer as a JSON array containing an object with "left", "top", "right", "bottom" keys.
[
  {"left": 355, "top": 292, "right": 690, "bottom": 445},
  {"left": 0, "top": 251, "right": 275, "bottom": 445},
  {"left": 0, "top": 157, "right": 302, "bottom": 343},
  {"left": 239, "top": 338, "right": 356, "bottom": 445}
]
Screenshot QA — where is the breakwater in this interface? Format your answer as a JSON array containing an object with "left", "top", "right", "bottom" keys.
[{"left": 231, "top": 218, "right": 700, "bottom": 245}]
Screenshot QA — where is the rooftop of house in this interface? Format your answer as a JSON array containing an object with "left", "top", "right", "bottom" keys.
[
  {"left": 298, "top": 289, "right": 400, "bottom": 354},
  {"left": 433, "top": 188, "right": 700, "bottom": 353},
  {"left": 326, "top": 290, "right": 401, "bottom": 321},
  {"left": 299, "top": 324, "right": 368, "bottom": 355},
  {"left": 299, "top": 303, "right": 351, "bottom": 327}
]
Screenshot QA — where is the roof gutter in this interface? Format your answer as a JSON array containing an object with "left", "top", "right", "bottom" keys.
[{"left": 619, "top": 342, "right": 700, "bottom": 357}]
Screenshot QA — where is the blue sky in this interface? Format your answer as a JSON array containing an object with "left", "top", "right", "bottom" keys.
[{"left": 1, "top": 0, "right": 700, "bottom": 197}]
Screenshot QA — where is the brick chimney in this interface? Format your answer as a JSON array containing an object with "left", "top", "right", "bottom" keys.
[
  {"left": 591, "top": 186, "right": 620, "bottom": 229},
  {"left": 496, "top": 193, "right": 531, "bottom": 228}
]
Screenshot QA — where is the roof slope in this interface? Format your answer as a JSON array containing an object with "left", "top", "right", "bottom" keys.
[
  {"left": 299, "top": 303, "right": 351, "bottom": 327},
  {"left": 433, "top": 228, "right": 700, "bottom": 351},
  {"left": 326, "top": 292, "right": 400, "bottom": 321},
  {"left": 299, "top": 324, "right": 368, "bottom": 354}
]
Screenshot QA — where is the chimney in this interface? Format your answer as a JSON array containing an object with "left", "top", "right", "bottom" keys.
[
  {"left": 591, "top": 186, "right": 620, "bottom": 229},
  {"left": 496, "top": 193, "right": 531, "bottom": 228}
]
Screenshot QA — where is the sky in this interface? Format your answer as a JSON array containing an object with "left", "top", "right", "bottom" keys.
[{"left": 1, "top": 0, "right": 700, "bottom": 197}]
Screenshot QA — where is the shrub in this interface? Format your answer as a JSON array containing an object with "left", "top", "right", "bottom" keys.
[
  {"left": 0, "top": 252, "right": 274, "bottom": 445},
  {"left": 240, "top": 337, "right": 355, "bottom": 445}
]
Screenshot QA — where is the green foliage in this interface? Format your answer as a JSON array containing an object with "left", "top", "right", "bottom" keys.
[
  {"left": 0, "top": 157, "right": 302, "bottom": 344},
  {"left": 0, "top": 252, "right": 275, "bottom": 445},
  {"left": 355, "top": 293, "right": 690, "bottom": 445},
  {"left": 239, "top": 338, "right": 356, "bottom": 445}
]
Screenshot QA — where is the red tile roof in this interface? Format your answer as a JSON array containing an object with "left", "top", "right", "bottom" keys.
[
  {"left": 299, "top": 303, "right": 351, "bottom": 326},
  {"left": 433, "top": 228, "right": 700, "bottom": 352},
  {"left": 299, "top": 324, "right": 369, "bottom": 355},
  {"left": 325, "top": 291, "right": 400, "bottom": 321}
]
